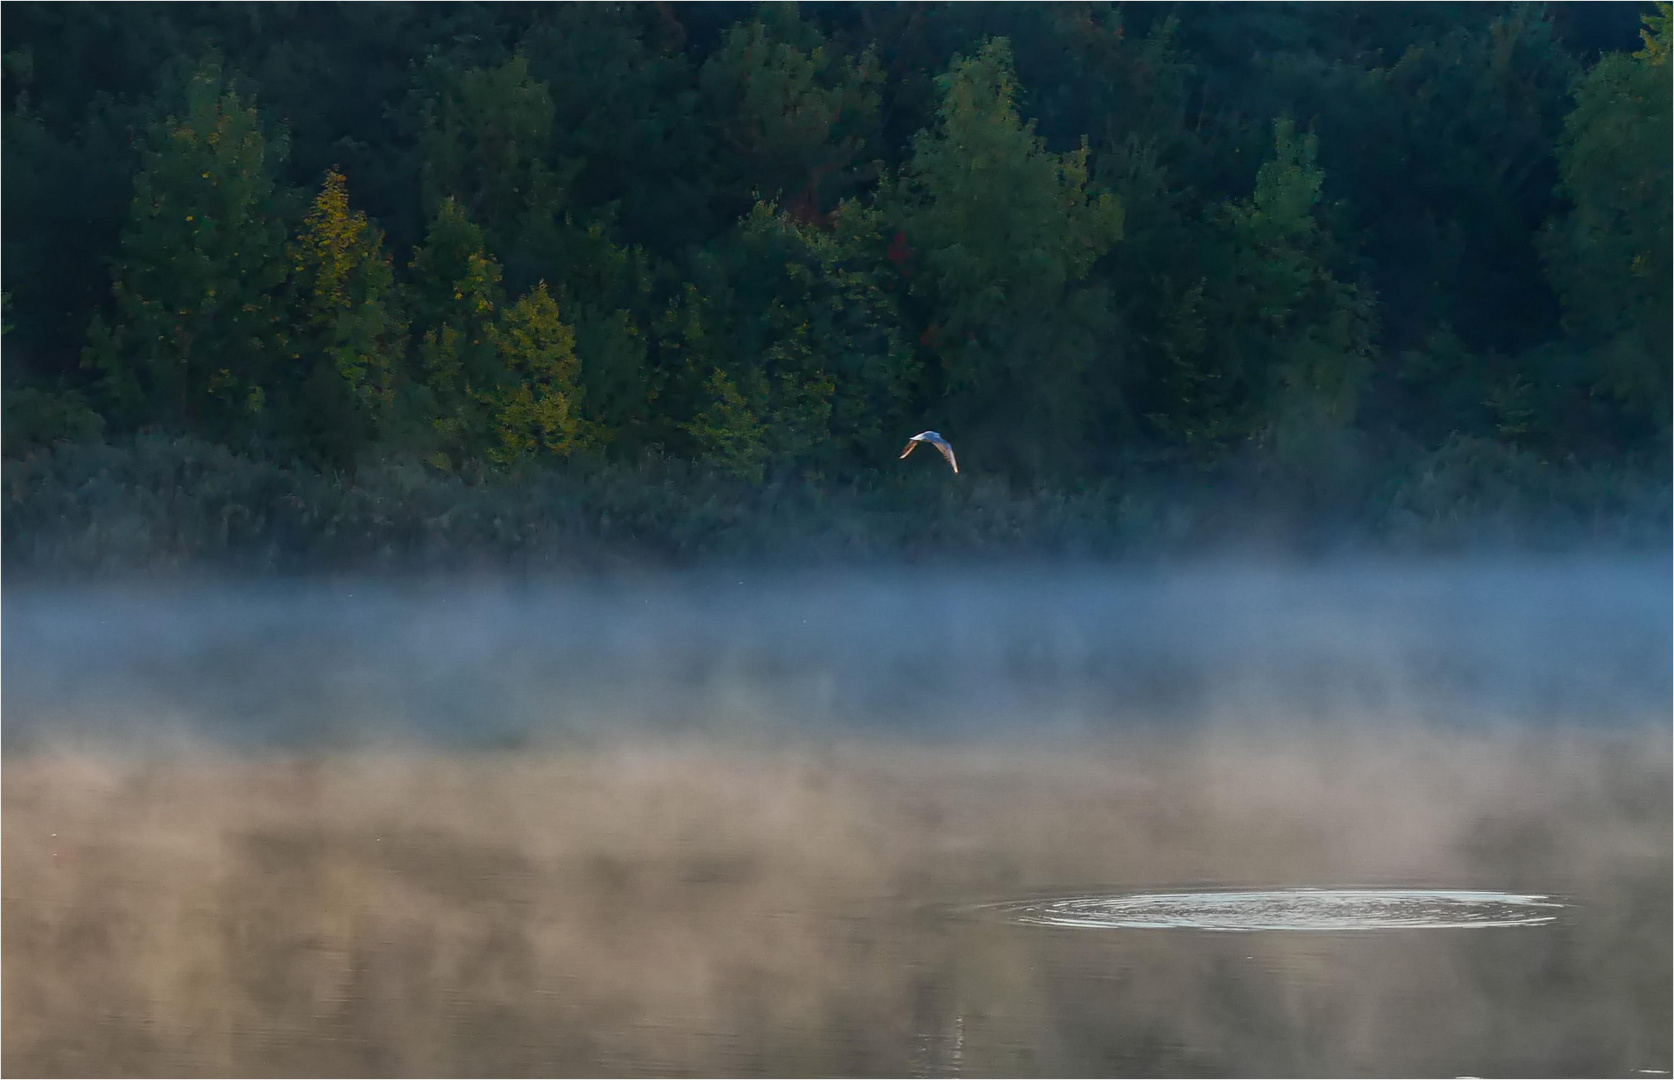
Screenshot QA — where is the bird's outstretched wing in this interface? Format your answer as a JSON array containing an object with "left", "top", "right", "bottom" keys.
[
  {"left": 899, "top": 438, "right": 923, "bottom": 461},
  {"left": 928, "top": 434, "right": 958, "bottom": 474}
]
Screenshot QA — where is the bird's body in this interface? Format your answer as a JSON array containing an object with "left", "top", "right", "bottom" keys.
[{"left": 900, "top": 431, "right": 958, "bottom": 473}]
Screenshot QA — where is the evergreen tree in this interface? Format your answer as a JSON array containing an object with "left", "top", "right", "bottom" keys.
[
  {"left": 82, "top": 58, "right": 290, "bottom": 447},
  {"left": 698, "top": 4, "right": 882, "bottom": 223},
  {"left": 519, "top": 3, "right": 715, "bottom": 251},
  {"left": 419, "top": 54, "right": 567, "bottom": 277},
  {"left": 1362, "top": 6, "right": 1575, "bottom": 358},
  {"left": 674, "top": 199, "right": 916, "bottom": 481},
  {"left": 1159, "top": 118, "right": 1375, "bottom": 477},
  {"left": 1, "top": 87, "right": 148, "bottom": 389},
  {"left": 889, "top": 38, "right": 1123, "bottom": 478},
  {"left": 1220, "top": 119, "right": 1374, "bottom": 435},
  {"left": 1544, "top": 1, "right": 1672, "bottom": 445},
  {"left": 408, "top": 199, "right": 507, "bottom": 467},
  {"left": 553, "top": 222, "right": 656, "bottom": 456}
]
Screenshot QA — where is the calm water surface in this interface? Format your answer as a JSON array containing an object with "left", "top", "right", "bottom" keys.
[{"left": 4, "top": 558, "right": 1669, "bottom": 1076}]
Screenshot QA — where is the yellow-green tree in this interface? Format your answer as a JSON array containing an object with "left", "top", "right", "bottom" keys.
[
  {"left": 408, "top": 200, "right": 587, "bottom": 468},
  {"left": 282, "top": 168, "right": 407, "bottom": 466},
  {"left": 482, "top": 282, "right": 585, "bottom": 464},
  {"left": 683, "top": 366, "right": 774, "bottom": 484}
]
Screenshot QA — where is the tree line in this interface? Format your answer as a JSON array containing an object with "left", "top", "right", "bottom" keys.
[{"left": 3, "top": 2, "right": 1668, "bottom": 494}]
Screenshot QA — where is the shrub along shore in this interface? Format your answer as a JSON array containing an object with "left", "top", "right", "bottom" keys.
[{"left": 5, "top": 432, "right": 1665, "bottom": 579}]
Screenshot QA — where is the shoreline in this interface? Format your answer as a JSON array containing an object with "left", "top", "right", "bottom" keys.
[{"left": 6, "top": 434, "right": 1668, "bottom": 580}]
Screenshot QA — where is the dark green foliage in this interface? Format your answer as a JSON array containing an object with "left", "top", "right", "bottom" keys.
[
  {"left": 2, "top": 2, "right": 1667, "bottom": 567},
  {"left": 405, "top": 199, "right": 507, "bottom": 466},
  {"left": 81, "top": 58, "right": 292, "bottom": 447},
  {"left": 1, "top": 95, "right": 146, "bottom": 386},
  {"left": 887, "top": 39, "right": 1124, "bottom": 480},
  {"left": 419, "top": 54, "right": 569, "bottom": 278},
  {"left": 698, "top": 5, "right": 883, "bottom": 222},
  {"left": 1174, "top": 117, "right": 1376, "bottom": 479},
  {"left": 518, "top": 3, "right": 715, "bottom": 250},
  {"left": 671, "top": 200, "right": 917, "bottom": 481},
  {"left": 1544, "top": 2, "right": 1672, "bottom": 443},
  {"left": 2, "top": 386, "right": 104, "bottom": 458}
]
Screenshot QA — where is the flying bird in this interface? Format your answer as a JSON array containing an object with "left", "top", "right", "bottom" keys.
[{"left": 900, "top": 430, "right": 958, "bottom": 474}]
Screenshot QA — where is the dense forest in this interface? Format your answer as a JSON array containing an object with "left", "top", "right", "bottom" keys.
[{"left": 2, "top": 3, "right": 1669, "bottom": 570}]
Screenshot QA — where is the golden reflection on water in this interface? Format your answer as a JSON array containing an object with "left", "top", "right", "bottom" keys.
[{"left": 4, "top": 730, "right": 1669, "bottom": 1077}]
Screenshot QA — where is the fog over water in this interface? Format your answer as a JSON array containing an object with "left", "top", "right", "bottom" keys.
[
  {"left": 3, "top": 555, "right": 1669, "bottom": 1076},
  {"left": 5, "top": 555, "right": 1669, "bottom": 748}
]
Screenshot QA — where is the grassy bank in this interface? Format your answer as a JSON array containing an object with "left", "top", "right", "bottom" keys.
[{"left": 3, "top": 433, "right": 1667, "bottom": 578}]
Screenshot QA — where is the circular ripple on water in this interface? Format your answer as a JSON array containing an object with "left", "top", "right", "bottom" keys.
[{"left": 987, "top": 889, "right": 1565, "bottom": 931}]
